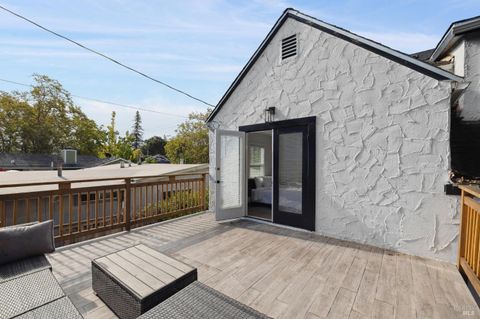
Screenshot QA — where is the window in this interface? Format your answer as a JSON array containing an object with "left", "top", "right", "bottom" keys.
[{"left": 249, "top": 145, "right": 265, "bottom": 177}]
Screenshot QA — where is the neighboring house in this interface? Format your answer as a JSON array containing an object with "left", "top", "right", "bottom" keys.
[
  {"left": 144, "top": 154, "right": 171, "bottom": 164},
  {"left": 206, "top": 8, "right": 479, "bottom": 263},
  {"left": 0, "top": 149, "right": 131, "bottom": 171},
  {"left": 411, "top": 16, "right": 480, "bottom": 179}
]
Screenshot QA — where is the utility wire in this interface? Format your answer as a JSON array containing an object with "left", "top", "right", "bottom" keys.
[
  {"left": 0, "top": 4, "right": 215, "bottom": 108},
  {"left": 0, "top": 78, "right": 188, "bottom": 118}
]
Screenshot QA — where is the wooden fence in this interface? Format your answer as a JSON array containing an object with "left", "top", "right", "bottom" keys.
[
  {"left": 458, "top": 185, "right": 480, "bottom": 296},
  {"left": 0, "top": 173, "right": 207, "bottom": 245}
]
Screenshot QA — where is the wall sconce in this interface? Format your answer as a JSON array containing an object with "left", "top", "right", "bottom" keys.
[{"left": 264, "top": 107, "right": 275, "bottom": 123}]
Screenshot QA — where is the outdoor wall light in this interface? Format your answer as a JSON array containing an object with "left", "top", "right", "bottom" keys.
[{"left": 264, "top": 107, "right": 276, "bottom": 123}]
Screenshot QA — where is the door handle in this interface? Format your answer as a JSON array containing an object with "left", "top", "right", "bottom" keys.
[{"left": 216, "top": 180, "right": 221, "bottom": 184}]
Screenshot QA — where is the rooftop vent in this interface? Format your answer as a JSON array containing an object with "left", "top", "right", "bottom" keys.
[{"left": 281, "top": 34, "right": 297, "bottom": 60}]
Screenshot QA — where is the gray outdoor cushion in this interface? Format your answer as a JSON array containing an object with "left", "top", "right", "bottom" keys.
[{"left": 0, "top": 220, "right": 55, "bottom": 265}]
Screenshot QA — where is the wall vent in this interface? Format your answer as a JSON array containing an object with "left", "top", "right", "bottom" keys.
[{"left": 281, "top": 34, "right": 297, "bottom": 60}]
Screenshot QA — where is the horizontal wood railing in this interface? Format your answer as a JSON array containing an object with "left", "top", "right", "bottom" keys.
[
  {"left": 0, "top": 173, "right": 207, "bottom": 245},
  {"left": 458, "top": 185, "right": 480, "bottom": 296}
]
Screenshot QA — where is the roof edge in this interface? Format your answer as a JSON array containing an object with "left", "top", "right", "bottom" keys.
[
  {"left": 207, "top": 8, "right": 463, "bottom": 123},
  {"left": 430, "top": 15, "right": 480, "bottom": 61}
]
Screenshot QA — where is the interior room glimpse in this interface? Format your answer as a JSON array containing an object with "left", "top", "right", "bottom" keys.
[{"left": 247, "top": 130, "right": 273, "bottom": 220}]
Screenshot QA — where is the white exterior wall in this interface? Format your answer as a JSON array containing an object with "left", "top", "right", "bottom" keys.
[{"left": 209, "top": 18, "right": 459, "bottom": 262}]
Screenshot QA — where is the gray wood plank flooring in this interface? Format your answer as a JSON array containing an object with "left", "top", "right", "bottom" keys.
[{"left": 46, "top": 212, "right": 479, "bottom": 319}]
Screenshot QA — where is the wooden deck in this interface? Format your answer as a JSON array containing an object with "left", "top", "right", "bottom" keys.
[{"left": 47, "top": 212, "right": 479, "bottom": 319}]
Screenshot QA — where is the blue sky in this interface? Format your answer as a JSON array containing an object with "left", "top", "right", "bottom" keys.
[{"left": 0, "top": 0, "right": 478, "bottom": 138}]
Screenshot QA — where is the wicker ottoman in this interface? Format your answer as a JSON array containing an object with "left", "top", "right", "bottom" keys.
[{"left": 92, "top": 244, "right": 197, "bottom": 319}]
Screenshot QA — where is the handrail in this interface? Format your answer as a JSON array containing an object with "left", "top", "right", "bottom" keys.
[
  {"left": 0, "top": 173, "right": 208, "bottom": 246},
  {"left": 458, "top": 185, "right": 480, "bottom": 297}
]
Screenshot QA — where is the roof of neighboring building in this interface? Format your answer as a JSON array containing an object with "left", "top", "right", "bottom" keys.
[
  {"left": 430, "top": 15, "right": 480, "bottom": 61},
  {"left": 145, "top": 154, "right": 170, "bottom": 164},
  {"left": 410, "top": 48, "right": 436, "bottom": 62},
  {"left": 0, "top": 153, "right": 128, "bottom": 170},
  {"left": 0, "top": 163, "right": 208, "bottom": 195},
  {"left": 207, "top": 8, "right": 463, "bottom": 123}
]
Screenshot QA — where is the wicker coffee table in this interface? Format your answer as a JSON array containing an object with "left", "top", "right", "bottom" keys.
[{"left": 92, "top": 244, "right": 197, "bottom": 319}]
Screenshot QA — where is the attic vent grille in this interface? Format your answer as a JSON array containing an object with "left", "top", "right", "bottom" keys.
[{"left": 281, "top": 34, "right": 297, "bottom": 60}]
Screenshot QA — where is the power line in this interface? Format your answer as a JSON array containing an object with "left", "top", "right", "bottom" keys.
[
  {"left": 0, "top": 78, "right": 188, "bottom": 118},
  {"left": 0, "top": 4, "right": 215, "bottom": 108}
]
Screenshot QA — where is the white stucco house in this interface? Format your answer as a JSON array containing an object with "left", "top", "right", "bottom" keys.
[{"left": 206, "top": 8, "right": 480, "bottom": 263}]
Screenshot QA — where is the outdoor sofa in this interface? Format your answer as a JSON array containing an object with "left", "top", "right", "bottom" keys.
[{"left": 0, "top": 220, "right": 82, "bottom": 319}]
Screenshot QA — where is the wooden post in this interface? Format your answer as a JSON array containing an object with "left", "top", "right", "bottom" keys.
[
  {"left": 458, "top": 189, "right": 466, "bottom": 268},
  {"left": 125, "top": 178, "right": 131, "bottom": 231},
  {"left": 200, "top": 173, "right": 206, "bottom": 211}
]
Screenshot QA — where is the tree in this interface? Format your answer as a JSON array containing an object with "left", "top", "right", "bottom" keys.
[
  {"left": 0, "top": 74, "right": 105, "bottom": 155},
  {"left": 164, "top": 109, "right": 210, "bottom": 164},
  {"left": 0, "top": 93, "right": 31, "bottom": 153},
  {"left": 102, "top": 111, "right": 119, "bottom": 157},
  {"left": 141, "top": 135, "right": 167, "bottom": 156},
  {"left": 132, "top": 110, "right": 143, "bottom": 149}
]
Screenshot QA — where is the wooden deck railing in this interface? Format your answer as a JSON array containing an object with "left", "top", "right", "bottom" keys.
[
  {"left": 0, "top": 173, "right": 207, "bottom": 245},
  {"left": 458, "top": 185, "right": 480, "bottom": 296}
]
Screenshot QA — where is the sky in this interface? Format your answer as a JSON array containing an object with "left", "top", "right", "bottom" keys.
[{"left": 0, "top": 0, "right": 478, "bottom": 138}]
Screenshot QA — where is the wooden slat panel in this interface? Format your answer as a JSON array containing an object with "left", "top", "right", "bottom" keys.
[
  {"left": 132, "top": 186, "right": 136, "bottom": 221},
  {"left": 95, "top": 191, "right": 99, "bottom": 229},
  {"left": 86, "top": 192, "right": 90, "bottom": 231},
  {"left": 459, "top": 191, "right": 467, "bottom": 265},
  {"left": 94, "top": 257, "right": 153, "bottom": 297},
  {"left": 109, "top": 190, "right": 114, "bottom": 226},
  {"left": 37, "top": 197, "right": 42, "bottom": 224},
  {"left": 69, "top": 193, "right": 73, "bottom": 236},
  {"left": 175, "top": 181, "right": 179, "bottom": 211},
  {"left": 135, "top": 245, "right": 193, "bottom": 273},
  {"left": 466, "top": 206, "right": 471, "bottom": 264},
  {"left": 116, "top": 249, "right": 174, "bottom": 284},
  {"left": 155, "top": 184, "right": 160, "bottom": 214},
  {"left": 126, "top": 246, "right": 184, "bottom": 278},
  {"left": 26, "top": 198, "right": 31, "bottom": 223},
  {"left": 474, "top": 210, "right": 480, "bottom": 274},
  {"left": 117, "top": 189, "right": 122, "bottom": 224},
  {"left": 48, "top": 195, "right": 52, "bottom": 221},
  {"left": 145, "top": 186, "right": 148, "bottom": 217},
  {"left": 139, "top": 186, "right": 143, "bottom": 220},
  {"left": 151, "top": 185, "right": 155, "bottom": 215},
  {"left": 13, "top": 199, "right": 17, "bottom": 225},
  {"left": 108, "top": 252, "right": 168, "bottom": 289},
  {"left": 59, "top": 194, "right": 63, "bottom": 237},
  {"left": 102, "top": 190, "right": 106, "bottom": 227},
  {"left": 200, "top": 175, "right": 205, "bottom": 210},
  {"left": 78, "top": 194, "right": 82, "bottom": 233},
  {"left": 166, "top": 183, "right": 170, "bottom": 212},
  {"left": 470, "top": 206, "right": 475, "bottom": 264}
]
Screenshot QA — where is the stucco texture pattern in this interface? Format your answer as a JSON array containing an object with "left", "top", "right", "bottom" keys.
[{"left": 209, "top": 18, "right": 459, "bottom": 262}]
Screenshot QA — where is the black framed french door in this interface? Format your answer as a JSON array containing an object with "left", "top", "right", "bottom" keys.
[{"left": 239, "top": 116, "right": 315, "bottom": 231}]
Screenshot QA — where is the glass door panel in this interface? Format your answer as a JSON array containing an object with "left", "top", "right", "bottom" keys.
[
  {"left": 278, "top": 132, "right": 303, "bottom": 214},
  {"left": 215, "top": 130, "right": 246, "bottom": 220}
]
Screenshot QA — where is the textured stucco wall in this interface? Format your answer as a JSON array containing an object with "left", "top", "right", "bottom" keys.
[
  {"left": 461, "top": 34, "right": 480, "bottom": 121},
  {"left": 209, "top": 18, "right": 459, "bottom": 262}
]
